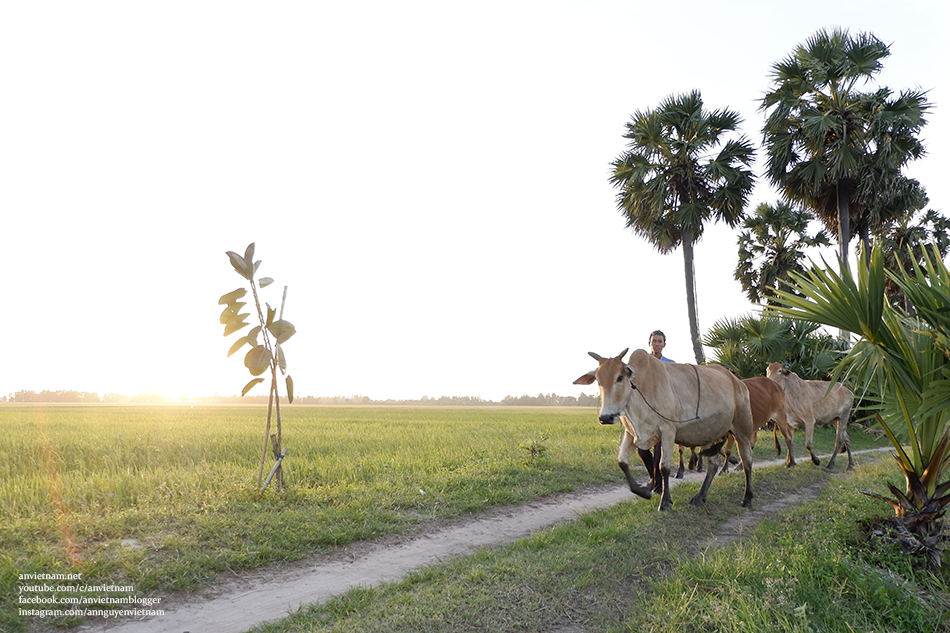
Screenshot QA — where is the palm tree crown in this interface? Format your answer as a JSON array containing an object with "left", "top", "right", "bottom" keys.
[
  {"left": 760, "top": 28, "right": 929, "bottom": 270},
  {"left": 735, "top": 201, "right": 831, "bottom": 305}
]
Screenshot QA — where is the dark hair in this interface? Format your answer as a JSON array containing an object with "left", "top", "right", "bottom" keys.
[{"left": 648, "top": 330, "right": 666, "bottom": 343}]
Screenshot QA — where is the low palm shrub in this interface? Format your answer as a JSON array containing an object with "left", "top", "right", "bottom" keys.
[{"left": 773, "top": 245, "right": 950, "bottom": 567}]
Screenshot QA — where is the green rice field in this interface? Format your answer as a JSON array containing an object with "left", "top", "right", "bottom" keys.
[{"left": 0, "top": 404, "right": 888, "bottom": 630}]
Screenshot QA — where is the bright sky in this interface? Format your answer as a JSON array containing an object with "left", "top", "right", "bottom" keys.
[{"left": 3, "top": 1, "right": 947, "bottom": 402}]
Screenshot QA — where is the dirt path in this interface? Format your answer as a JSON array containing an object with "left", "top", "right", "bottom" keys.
[{"left": 64, "top": 449, "right": 888, "bottom": 633}]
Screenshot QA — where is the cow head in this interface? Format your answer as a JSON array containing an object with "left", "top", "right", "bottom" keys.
[
  {"left": 766, "top": 362, "right": 791, "bottom": 380},
  {"left": 573, "top": 348, "right": 633, "bottom": 425}
]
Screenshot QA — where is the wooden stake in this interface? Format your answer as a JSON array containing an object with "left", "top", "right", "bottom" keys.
[{"left": 261, "top": 448, "right": 288, "bottom": 492}]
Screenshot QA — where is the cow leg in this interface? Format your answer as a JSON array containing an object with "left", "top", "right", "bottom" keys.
[
  {"left": 776, "top": 419, "right": 796, "bottom": 467},
  {"left": 688, "top": 447, "right": 704, "bottom": 472},
  {"left": 657, "top": 441, "right": 674, "bottom": 511},
  {"left": 720, "top": 435, "right": 735, "bottom": 474},
  {"left": 675, "top": 444, "right": 685, "bottom": 479},
  {"left": 824, "top": 419, "right": 841, "bottom": 470},
  {"left": 690, "top": 440, "right": 725, "bottom": 506},
  {"left": 736, "top": 433, "right": 754, "bottom": 508},
  {"left": 825, "top": 418, "right": 853, "bottom": 471},
  {"left": 690, "top": 449, "right": 720, "bottom": 506},
  {"left": 619, "top": 461, "right": 653, "bottom": 499},
  {"left": 618, "top": 432, "right": 653, "bottom": 499},
  {"left": 638, "top": 446, "right": 663, "bottom": 494},
  {"left": 804, "top": 422, "right": 821, "bottom": 466}
]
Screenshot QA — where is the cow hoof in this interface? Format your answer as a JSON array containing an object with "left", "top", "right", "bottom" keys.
[
  {"left": 689, "top": 496, "right": 706, "bottom": 507},
  {"left": 810, "top": 455, "right": 821, "bottom": 466},
  {"left": 741, "top": 498, "right": 753, "bottom": 508},
  {"left": 658, "top": 501, "right": 673, "bottom": 511},
  {"left": 630, "top": 486, "right": 653, "bottom": 500}
]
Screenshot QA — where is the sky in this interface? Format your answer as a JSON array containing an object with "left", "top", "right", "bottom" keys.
[{"left": 2, "top": 0, "right": 947, "bottom": 402}]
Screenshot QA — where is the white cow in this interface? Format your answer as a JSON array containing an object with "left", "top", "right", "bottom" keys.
[
  {"left": 575, "top": 349, "right": 755, "bottom": 511},
  {"left": 766, "top": 362, "right": 854, "bottom": 470}
]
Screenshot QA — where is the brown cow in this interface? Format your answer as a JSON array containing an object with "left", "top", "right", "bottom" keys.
[
  {"left": 766, "top": 362, "right": 854, "bottom": 470},
  {"left": 574, "top": 349, "right": 755, "bottom": 510},
  {"left": 721, "top": 376, "right": 796, "bottom": 472}
]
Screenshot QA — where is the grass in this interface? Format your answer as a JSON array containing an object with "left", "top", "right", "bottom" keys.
[
  {"left": 249, "top": 454, "right": 950, "bottom": 633},
  {"left": 1, "top": 404, "right": 889, "bottom": 631}
]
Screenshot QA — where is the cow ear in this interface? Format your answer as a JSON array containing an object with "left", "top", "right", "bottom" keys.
[
  {"left": 573, "top": 371, "right": 597, "bottom": 386},
  {"left": 623, "top": 365, "right": 634, "bottom": 378}
]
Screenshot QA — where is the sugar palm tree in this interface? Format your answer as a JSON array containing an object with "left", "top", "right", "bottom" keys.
[
  {"left": 610, "top": 90, "right": 755, "bottom": 364},
  {"left": 772, "top": 245, "right": 950, "bottom": 567},
  {"left": 761, "top": 28, "right": 929, "bottom": 272},
  {"left": 735, "top": 201, "right": 830, "bottom": 305}
]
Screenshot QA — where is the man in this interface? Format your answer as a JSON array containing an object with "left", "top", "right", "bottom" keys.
[
  {"left": 628, "top": 330, "right": 675, "bottom": 493},
  {"left": 649, "top": 330, "right": 674, "bottom": 363}
]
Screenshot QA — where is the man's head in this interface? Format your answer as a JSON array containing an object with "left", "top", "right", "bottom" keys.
[{"left": 649, "top": 330, "right": 666, "bottom": 358}]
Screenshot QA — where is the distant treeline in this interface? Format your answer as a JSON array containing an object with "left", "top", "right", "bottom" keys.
[{"left": 3, "top": 390, "right": 600, "bottom": 407}]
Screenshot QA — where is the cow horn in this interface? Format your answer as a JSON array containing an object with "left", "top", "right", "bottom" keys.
[
  {"left": 615, "top": 348, "right": 629, "bottom": 360},
  {"left": 588, "top": 352, "right": 604, "bottom": 362}
]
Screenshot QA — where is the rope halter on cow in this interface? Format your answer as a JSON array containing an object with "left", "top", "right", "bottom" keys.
[{"left": 629, "top": 363, "right": 702, "bottom": 424}]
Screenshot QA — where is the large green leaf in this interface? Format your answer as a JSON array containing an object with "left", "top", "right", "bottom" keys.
[
  {"left": 227, "top": 251, "right": 250, "bottom": 280},
  {"left": 218, "top": 288, "right": 247, "bottom": 305},
  {"left": 267, "top": 320, "right": 296, "bottom": 345},
  {"left": 227, "top": 336, "right": 249, "bottom": 358},
  {"left": 223, "top": 312, "right": 250, "bottom": 336},
  {"left": 219, "top": 303, "right": 246, "bottom": 325},
  {"left": 244, "top": 345, "right": 272, "bottom": 376},
  {"left": 244, "top": 243, "right": 261, "bottom": 282},
  {"left": 259, "top": 277, "right": 274, "bottom": 288},
  {"left": 242, "top": 378, "right": 264, "bottom": 396}
]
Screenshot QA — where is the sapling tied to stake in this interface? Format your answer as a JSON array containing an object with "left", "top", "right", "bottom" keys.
[{"left": 219, "top": 243, "right": 296, "bottom": 490}]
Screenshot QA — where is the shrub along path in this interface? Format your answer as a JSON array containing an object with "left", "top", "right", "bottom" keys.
[{"left": 69, "top": 449, "right": 889, "bottom": 633}]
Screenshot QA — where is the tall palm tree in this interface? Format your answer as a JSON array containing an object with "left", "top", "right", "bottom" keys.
[
  {"left": 760, "top": 28, "right": 929, "bottom": 272},
  {"left": 735, "top": 201, "right": 830, "bottom": 305},
  {"left": 610, "top": 90, "right": 755, "bottom": 364}
]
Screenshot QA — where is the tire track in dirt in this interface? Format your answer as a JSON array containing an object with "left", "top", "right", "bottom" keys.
[{"left": 58, "top": 448, "right": 890, "bottom": 633}]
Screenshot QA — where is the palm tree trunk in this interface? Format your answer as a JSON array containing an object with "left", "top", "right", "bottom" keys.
[
  {"left": 681, "top": 229, "right": 706, "bottom": 365},
  {"left": 859, "top": 223, "right": 871, "bottom": 269},
  {"left": 837, "top": 182, "right": 851, "bottom": 272}
]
